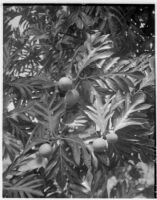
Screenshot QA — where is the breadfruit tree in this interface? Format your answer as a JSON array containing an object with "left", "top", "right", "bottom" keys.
[{"left": 3, "top": 5, "right": 155, "bottom": 198}]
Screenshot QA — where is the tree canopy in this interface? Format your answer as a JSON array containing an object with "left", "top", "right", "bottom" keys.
[{"left": 3, "top": 4, "right": 155, "bottom": 198}]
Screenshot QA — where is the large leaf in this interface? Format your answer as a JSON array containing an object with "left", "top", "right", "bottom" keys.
[
  {"left": 3, "top": 174, "right": 44, "bottom": 197},
  {"left": 3, "top": 131, "right": 23, "bottom": 161},
  {"left": 66, "top": 134, "right": 91, "bottom": 168},
  {"left": 106, "top": 91, "right": 154, "bottom": 163},
  {"left": 84, "top": 94, "right": 114, "bottom": 134},
  {"left": 73, "top": 33, "right": 113, "bottom": 80},
  {"left": 139, "top": 56, "right": 155, "bottom": 89},
  {"left": 45, "top": 134, "right": 91, "bottom": 189},
  {"left": 45, "top": 141, "right": 78, "bottom": 189},
  {"left": 113, "top": 92, "right": 151, "bottom": 131},
  {"left": 18, "top": 154, "right": 48, "bottom": 172},
  {"left": 32, "top": 99, "right": 65, "bottom": 135},
  {"left": 6, "top": 76, "right": 55, "bottom": 100},
  {"left": 99, "top": 55, "right": 150, "bottom": 92}
]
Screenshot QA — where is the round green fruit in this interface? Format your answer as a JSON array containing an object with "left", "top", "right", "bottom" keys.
[
  {"left": 65, "top": 89, "right": 79, "bottom": 107},
  {"left": 39, "top": 143, "right": 52, "bottom": 157},
  {"left": 106, "top": 133, "right": 118, "bottom": 143},
  {"left": 12, "top": 178, "right": 18, "bottom": 184},
  {"left": 93, "top": 138, "right": 108, "bottom": 152},
  {"left": 58, "top": 77, "right": 73, "bottom": 91}
]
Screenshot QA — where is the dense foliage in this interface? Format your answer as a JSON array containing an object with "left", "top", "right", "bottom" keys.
[{"left": 3, "top": 5, "right": 155, "bottom": 198}]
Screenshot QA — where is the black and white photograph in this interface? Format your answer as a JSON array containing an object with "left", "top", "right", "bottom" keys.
[{"left": 3, "top": 4, "right": 156, "bottom": 198}]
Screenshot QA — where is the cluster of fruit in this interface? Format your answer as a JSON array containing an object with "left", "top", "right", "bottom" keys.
[
  {"left": 36, "top": 77, "right": 79, "bottom": 161},
  {"left": 92, "top": 132, "right": 118, "bottom": 152},
  {"left": 37, "top": 133, "right": 118, "bottom": 166},
  {"left": 37, "top": 77, "right": 118, "bottom": 161},
  {"left": 58, "top": 77, "right": 79, "bottom": 108},
  {"left": 57, "top": 77, "right": 119, "bottom": 153}
]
